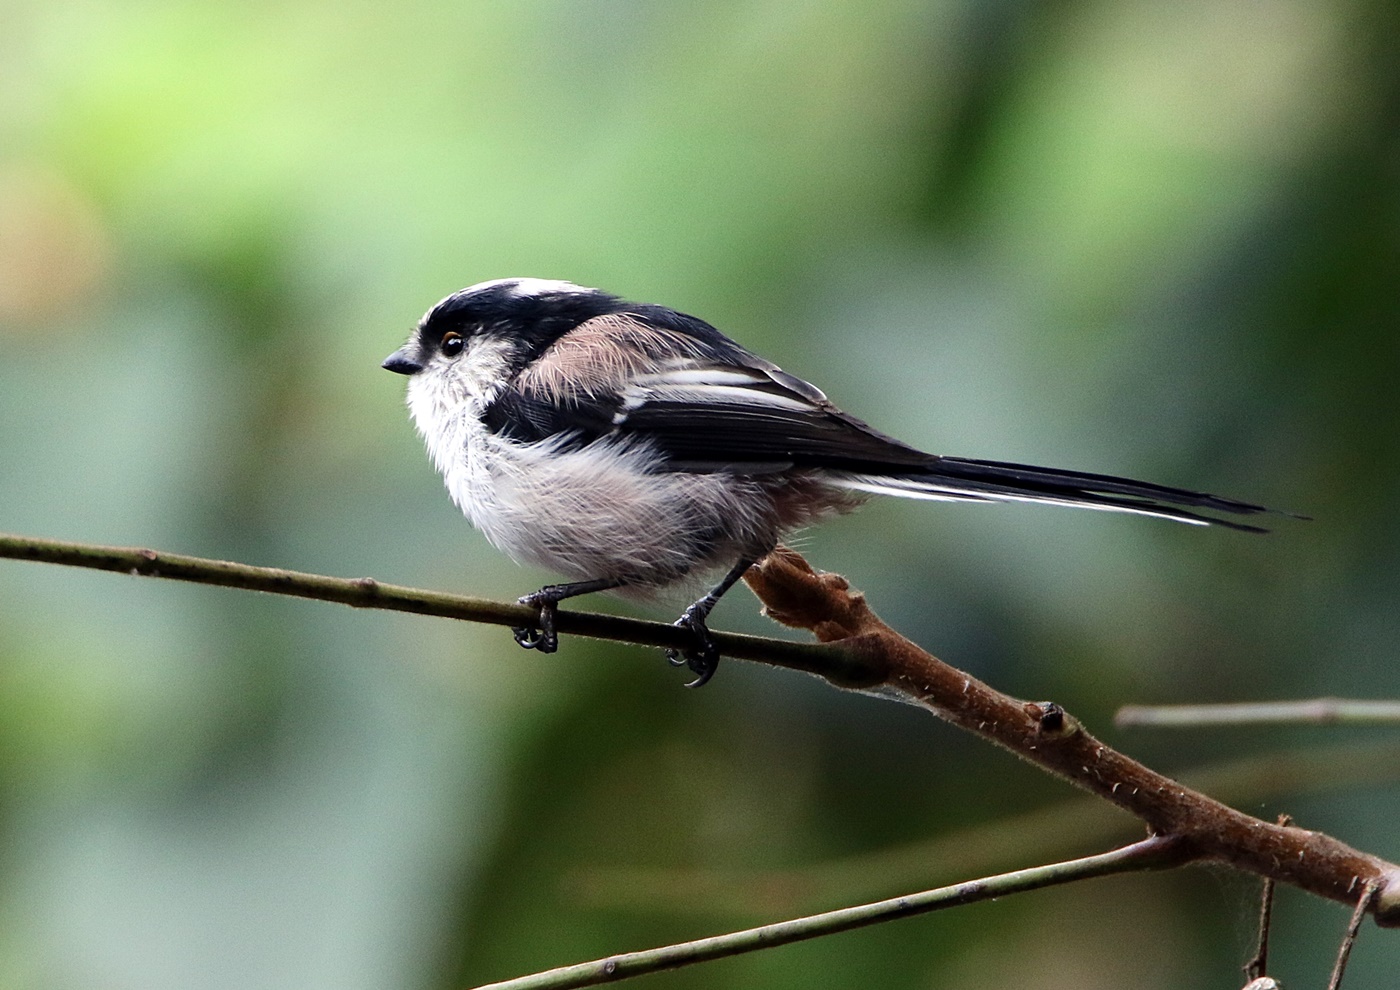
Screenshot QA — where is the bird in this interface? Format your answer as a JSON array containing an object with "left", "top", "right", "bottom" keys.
[{"left": 382, "top": 277, "right": 1283, "bottom": 687}]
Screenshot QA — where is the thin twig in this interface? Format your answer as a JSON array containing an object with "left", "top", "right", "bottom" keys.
[
  {"left": 470, "top": 837, "right": 1191, "bottom": 990},
  {"left": 1245, "top": 877, "right": 1276, "bottom": 981},
  {"left": 1117, "top": 699, "right": 1400, "bottom": 728},
  {"left": 1245, "top": 815, "right": 1293, "bottom": 982},
  {"left": 1328, "top": 881, "right": 1380, "bottom": 990}
]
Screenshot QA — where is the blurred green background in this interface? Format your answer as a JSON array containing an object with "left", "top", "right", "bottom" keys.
[{"left": 2, "top": 0, "right": 1398, "bottom": 987}]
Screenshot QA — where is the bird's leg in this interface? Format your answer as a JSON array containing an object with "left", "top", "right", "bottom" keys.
[
  {"left": 667, "top": 554, "right": 765, "bottom": 688},
  {"left": 513, "top": 578, "right": 621, "bottom": 653}
]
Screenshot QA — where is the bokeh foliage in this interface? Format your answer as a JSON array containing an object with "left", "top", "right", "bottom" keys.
[{"left": 1, "top": 0, "right": 1398, "bottom": 987}]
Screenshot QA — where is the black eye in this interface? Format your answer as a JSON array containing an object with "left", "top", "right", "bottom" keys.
[{"left": 440, "top": 332, "right": 464, "bottom": 356}]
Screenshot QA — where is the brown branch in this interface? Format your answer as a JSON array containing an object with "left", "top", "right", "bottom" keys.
[
  {"left": 4, "top": 531, "right": 1400, "bottom": 928},
  {"left": 743, "top": 547, "right": 1400, "bottom": 925}
]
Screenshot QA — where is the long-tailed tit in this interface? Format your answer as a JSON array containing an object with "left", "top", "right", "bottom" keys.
[{"left": 383, "top": 278, "right": 1283, "bottom": 686}]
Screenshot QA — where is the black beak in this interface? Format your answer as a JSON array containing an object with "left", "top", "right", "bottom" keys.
[{"left": 382, "top": 347, "right": 424, "bottom": 376}]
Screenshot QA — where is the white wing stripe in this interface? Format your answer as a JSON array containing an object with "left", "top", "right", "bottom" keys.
[
  {"left": 830, "top": 476, "right": 1213, "bottom": 525},
  {"left": 638, "top": 383, "right": 815, "bottom": 411},
  {"left": 636, "top": 368, "right": 768, "bottom": 388}
]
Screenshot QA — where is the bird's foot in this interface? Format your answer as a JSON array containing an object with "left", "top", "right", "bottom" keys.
[
  {"left": 513, "top": 591, "right": 559, "bottom": 653},
  {"left": 665, "top": 603, "right": 720, "bottom": 688}
]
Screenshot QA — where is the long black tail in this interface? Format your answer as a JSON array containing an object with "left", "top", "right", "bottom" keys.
[{"left": 833, "top": 456, "right": 1294, "bottom": 533}]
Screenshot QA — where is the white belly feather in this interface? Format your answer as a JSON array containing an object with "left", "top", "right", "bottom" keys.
[{"left": 404, "top": 347, "right": 780, "bottom": 590}]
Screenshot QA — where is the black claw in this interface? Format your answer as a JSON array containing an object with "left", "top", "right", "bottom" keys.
[
  {"left": 682, "top": 651, "right": 719, "bottom": 689},
  {"left": 512, "top": 625, "right": 549, "bottom": 650},
  {"left": 509, "top": 578, "right": 625, "bottom": 656},
  {"left": 514, "top": 594, "right": 559, "bottom": 653},
  {"left": 667, "top": 607, "right": 720, "bottom": 688}
]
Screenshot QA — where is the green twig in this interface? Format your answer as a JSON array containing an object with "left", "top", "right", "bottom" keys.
[
  {"left": 471, "top": 837, "right": 1192, "bottom": 990},
  {"left": 0, "top": 532, "right": 876, "bottom": 686},
  {"left": 1116, "top": 699, "right": 1400, "bottom": 728}
]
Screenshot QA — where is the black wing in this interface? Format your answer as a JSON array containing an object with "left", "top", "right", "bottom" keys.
[
  {"left": 487, "top": 308, "right": 935, "bottom": 473},
  {"left": 606, "top": 363, "right": 936, "bottom": 474}
]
